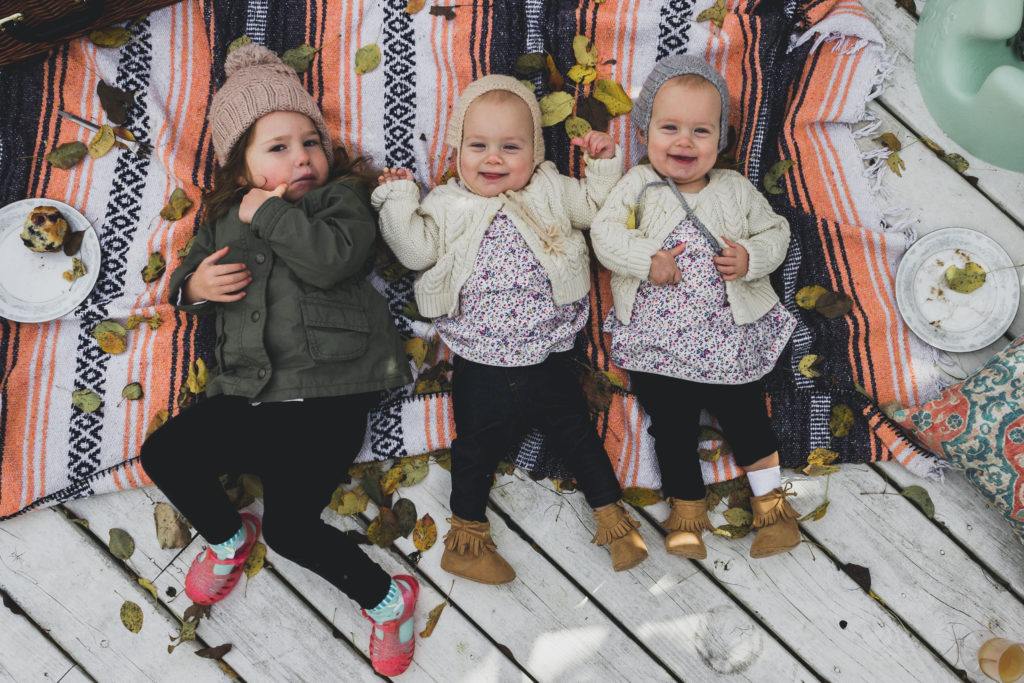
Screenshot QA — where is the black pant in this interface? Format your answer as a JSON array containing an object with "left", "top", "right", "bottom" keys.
[
  {"left": 629, "top": 371, "right": 778, "bottom": 501},
  {"left": 140, "top": 393, "right": 390, "bottom": 609},
  {"left": 450, "top": 352, "right": 623, "bottom": 522}
]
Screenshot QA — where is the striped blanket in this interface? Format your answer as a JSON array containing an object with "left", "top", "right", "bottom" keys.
[{"left": 0, "top": 0, "right": 944, "bottom": 520}]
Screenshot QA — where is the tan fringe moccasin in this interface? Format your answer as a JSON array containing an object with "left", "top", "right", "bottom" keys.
[
  {"left": 662, "top": 497, "right": 715, "bottom": 559},
  {"left": 440, "top": 516, "right": 516, "bottom": 584},
  {"left": 749, "top": 484, "right": 801, "bottom": 558},
  {"left": 591, "top": 501, "right": 648, "bottom": 571}
]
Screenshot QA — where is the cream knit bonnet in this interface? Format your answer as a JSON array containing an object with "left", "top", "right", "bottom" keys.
[{"left": 444, "top": 74, "right": 545, "bottom": 181}]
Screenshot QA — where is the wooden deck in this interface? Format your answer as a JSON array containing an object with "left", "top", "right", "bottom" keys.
[{"left": 4, "top": 1, "right": 1024, "bottom": 680}]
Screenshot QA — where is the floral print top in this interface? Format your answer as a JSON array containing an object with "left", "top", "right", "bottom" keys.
[
  {"left": 605, "top": 219, "right": 795, "bottom": 384},
  {"left": 436, "top": 212, "right": 589, "bottom": 367}
]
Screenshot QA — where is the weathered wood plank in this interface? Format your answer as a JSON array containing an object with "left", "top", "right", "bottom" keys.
[
  {"left": 375, "top": 469, "right": 676, "bottom": 682},
  {"left": 485, "top": 476, "right": 815, "bottom": 681},
  {"left": 0, "top": 508, "right": 226, "bottom": 681},
  {"left": 861, "top": 0, "right": 1024, "bottom": 228},
  {"left": 795, "top": 466, "right": 1024, "bottom": 682},
  {"left": 0, "top": 588, "right": 81, "bottom": 682}
]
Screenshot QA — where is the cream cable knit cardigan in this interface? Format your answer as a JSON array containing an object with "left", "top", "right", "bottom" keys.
[
  {"left": 371, "top": 153, "right": 622, "bottom": 318},
  {"left": 591, "top": 165, "right": 790, "bottom": 326}
]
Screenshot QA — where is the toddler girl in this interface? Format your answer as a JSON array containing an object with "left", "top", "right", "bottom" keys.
[
  {"left": 592, "top": 55, "right": 801, "bottom": 560},
  {"left": 140, "top": 45, "right": 417, "bottom": 676},
  {"left": 372, "top": 75, "right": 648, "bottom": 583}
]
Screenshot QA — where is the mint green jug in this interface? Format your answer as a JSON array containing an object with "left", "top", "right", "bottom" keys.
[{"left": 915, "top": 0, "right": 1024, "bottom": 173}]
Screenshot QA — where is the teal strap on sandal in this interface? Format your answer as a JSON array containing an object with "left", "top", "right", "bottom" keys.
[{"left": 184, "top": 512, "right": 261, "bottom": 605}]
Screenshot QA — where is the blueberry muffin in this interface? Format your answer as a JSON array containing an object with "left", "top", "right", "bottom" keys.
[{"left": 21, "top": 205, "right": 69, "bottom": 252}]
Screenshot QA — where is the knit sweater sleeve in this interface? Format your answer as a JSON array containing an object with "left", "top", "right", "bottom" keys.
[
  {"left": 590, "top": 168, "right": 664, "bottom": 279},
  {"left": 370, "top": 178, "right": 442, "bottom": 272},
  {"left": 729, "top": 175, "right": 790, "bottom": 282},
  {"left": 551, "top": 147, "right": 624, "bottom": 230}
]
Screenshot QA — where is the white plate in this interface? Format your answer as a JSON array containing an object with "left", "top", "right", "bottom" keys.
[
  {"left": 0, "top": 199, "right": 101, "bottom": 323},
  {"left": 895, "top": 227, "right": 1020, "bottom": 352}
]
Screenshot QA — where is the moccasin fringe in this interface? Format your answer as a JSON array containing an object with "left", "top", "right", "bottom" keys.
[
  {"left": 751, "top": 484, "right": 799, "bottom": 529},
  {"left": 590, "top": 503, "right": 641, "bottom": 546},
  {"left": 443, "top": 519, "right": 496, "bottom": 556},
  {"left": 663, "top": 498, "right": 715, "bottom": 533}
]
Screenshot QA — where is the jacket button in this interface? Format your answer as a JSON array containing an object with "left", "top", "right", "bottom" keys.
[
  {"left": 255, "top": 253, "right": 266, "bottom": 264},
  {"left": 257, "top": 368, "right": 266, "bottom": 379},
  {"left": 251, "top": 311, "right": 260, "bottom": 322}
]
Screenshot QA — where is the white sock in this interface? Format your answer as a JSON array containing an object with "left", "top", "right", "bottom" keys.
[{"left": 747, "top": 466, "right": 781, "bottom": 497}]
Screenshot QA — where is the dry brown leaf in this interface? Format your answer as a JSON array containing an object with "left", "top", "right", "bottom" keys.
[
  {"left": 420, "top": 600, "right": 447, "bottom": 638},
  {"left": 621, "top": 487, "right": 660, "bottom": 507},
  {"left": 413, "top": 514, "right": 437, "bottom": 552},
  {"left": 146, "top": 409, "right": 169, "bottom": 438},
  {"left": 138, "top": 577, "right": 159, "bottom": 600},
  {"left": 380, "top": 466, "right": 404, "bottom": 495},
  {"left": 405, "top": 0, "right": 427, "bottom": 12},
  {"left": 807, "top": 448, "right": 839, "bottom": 466},
  {"left": 120, "top": 600, "right": 143, "bottom": 633},
  {"left": 141, "top": 252, "right": 166, "bottom": 283},
  {"left": 88, "top": 125, "right": 116, "bottom": 158},
  {"left": 154, "top": 502, "right": 191, "bottom": 549},
  {"left": 830, "top": 404, "right": 854, "bottom": 438},
  {"left": 696, "top": 0, "right": 730, "bottom": 27},
  {"left": 160, "top": 188, "right": 193, "bottom": 221}
]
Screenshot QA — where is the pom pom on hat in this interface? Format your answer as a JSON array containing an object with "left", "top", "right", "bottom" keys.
[{"left": 209, "top": 43, "right": 333, "bottom": 165}]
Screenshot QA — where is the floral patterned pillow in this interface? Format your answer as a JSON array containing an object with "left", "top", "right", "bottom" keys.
[{"left": 893, "top": 335, "right": 1024, "bottom": 544}]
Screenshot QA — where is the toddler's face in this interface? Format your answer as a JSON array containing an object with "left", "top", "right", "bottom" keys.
[
  {"left": 242, "top": 111, "right": 328, "bottom": 201},
  {"left": 459, "top": 97, "right": 534, "bottom": 197},
  {"left": 642, "top": 79, "right": 721, "bottom": 194}
]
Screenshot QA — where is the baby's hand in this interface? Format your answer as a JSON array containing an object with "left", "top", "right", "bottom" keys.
[
  {"left": 182, "top": 246, "right": 252, "bottom": 304},
  {"left": 713, "top": 237, "right": 749, "bottom": 281},
  {"left": 239, "top": 183, "right": 287, "bottom": 224},
  {"left": 648, "top": 243, "right": 685, "bottom": 286},
  {"left": 379, "top": 168, "right": 414, "bottom": 184},
  {"left": 571, "top": 131, "right": 616, "bottom": 159}
]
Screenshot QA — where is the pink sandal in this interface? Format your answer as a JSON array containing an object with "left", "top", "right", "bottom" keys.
[
  {"left": 185, "top": 512, "right": 261, "bottom": 605},
  {"left": 362, "top": 575, "right": 419, "bottom": 676}
]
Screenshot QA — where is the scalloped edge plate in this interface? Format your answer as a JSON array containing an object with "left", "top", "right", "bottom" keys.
[
  {"left": 0, "top": 199, "right": 100, "bottom": 323},
  {"left": 895, "top": 227, "right": 1019, "bottom": 352}
]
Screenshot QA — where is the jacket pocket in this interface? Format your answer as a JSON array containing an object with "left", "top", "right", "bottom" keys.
[{"left": 300, "top": 298, "right": 370, "bottom": 361}]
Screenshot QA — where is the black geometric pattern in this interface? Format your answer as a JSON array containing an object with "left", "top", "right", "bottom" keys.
[
  {"left": 67, "top": 18, "right": 154, "bottom": 488},
  {"left": 656, "top": 0, "right": 697, "bottom": 60},
  {"left": 382, "top": 0, "right": 416, "bottom": 169},
  {"left": 370, "top": 397, "right": 407, "bottom": 460}
]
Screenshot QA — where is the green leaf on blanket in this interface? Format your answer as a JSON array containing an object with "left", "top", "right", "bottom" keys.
[
  {"left": 378, "top": 261, "right": 411, "bottom": 281},
  {"left": 593, "top": 79, "right": 632, "bottom": 117},
  {"left": 160, "top": 189, "right": 193, "bottom": 221},
  {"left": 803, "top": 463, "right": 840, "bottom": 476},
  {"left": 400, "top": 454, "right": 430, "bottom": 487},
  {"left": 944, "top": 261, "right": 986, "bottom": 293},
  {"left": 243, "top": 542, "right": 267, "bottom": 578},
  {"left": 798, "top": 354, "right": 823, "bottom": 378},
  {"left": 572, "top": 35, "right": 599, "bottom": 67},
  {"left": 72, "top": 388, "right": 102, "bottom": 413},
  {"left": 97, "top": 80, "right": 134, "bottom": 125},
  {"left": 698, "top": 425, "right": 726, "bottom": 444},
  {"left": 577, "top": 94, "right": 611, "bottom": 132},
  {"left": 539, "top": 91, "right": 574, "bottom": 127},
  {"left": 227, "top": 35, "right": 251, "bottom": 54},
  {"left": 186, "top": 358, "right": 209, "bottom": 395},
  {"left": 415, "top": 377, "right": 443, "bottom": 395},
  {"left": 362, "top": 471, "right": 385, "bottom": 506},
  {"left": 699, "top": 447, "right": 723, "bottom": 462},
  {"left": 45, "top": 141, "right": 88, "bottom": 169},
  {"left": 125, "top": 313, "right": 162, "bottom": 331},
  {"left": 405, "top": 338, "right": 430, "bottom": 368},
  {"left": 567, "top": 64, "right": 597, "bottom": 84},
  {"left": 177, "top": 235, "right": 196, "bottom": 260},
  {"left": 520, "top": 80, "right": 536, "bottom": 92},
  {"left": 145, "top": 409, "right": 168, "bottom": 438},
  {"left": 402, "top": 300, "right": 431, "bottom": 322},
  {"left": 393, "top": 498, "right": 418, "bottom": 537},
  {"left": 62, "top": 257, "right": 87, "bottom": 283},
  {"left": 814, "top": 290, "right": 853, "bottom": 319},
  {"left": 120, "top": 600, "right": 143, "bottom": 633},
  {"left": 428, "top": 6, "right": 456, "bottom": 20},
  {"left": 723, "top": 507, "right": 753, "bottom": 527},
  {"left": 88, "top": 125, "right": 116, "bottom": 159},
  {"left": 799, "top": 499, "right": 830, "bottom": 522},
  {"left": 796, "top": 285, "right": 828, "bottom": 309},
  {"left": 91, "top": 27, "right": 131, "bottom": 49},
  {"left": 807, "top": 448, "right": 839, "bottom": 467},
  {"left": 713, "top": 524, "right": 751, "bottom": 539},
  {"left": 108, "top": 528, "right": 135, "bottom": 559},
  {"left": 420, "top": 599, "right": 447, "bottom": 638},
  {"left": 368, "top": 508, "right": 400, "bottom": 547},
  {"left": 141, "top": 252, "right": 167, "bottom": 283},
  {"left": 621, "top": 487, "right": 660, "bottom": 507},
  {"left": 886, "top": 151, "right": 906, "bottom": 177},
  {"left": 405, "top": 0, "right": 427, "bottom": 13},
  {"left": 354, "top": 43, "right": 381, "bottom": 75},
  {"left": 830, "top": 404, "right": 855, "bottom": 438},
  {"left": 349, "top": 461, "right": 381, "bottom": 480},
  {"left": 901, "top": 485, "right": 935, "bottom": 519},
  {"left": 330, "top": 485, "right": 370, "bottom": 515},
  {"left": 581, "top": 368, "right": 614, "bottom": 412},
  {"left": 93, "top": 319, "right": 127, "bottom": 354},
  {"left": 282, "top": 44, "right": 319, "bottom": 73},
  {"left": 697, "top": 0, "right": 730, "bottom": 28},
  {"left": 873, "top": 132, "right": 902, "bottom": 152},
  {"left": 513, "top": 53, "right": 547, "bottom": 75},
  {"left": 413, "top": 514, "right": 437, "bottom": 552},
  {"left": 764, "top": 159, "right": 794, "bottom": 194},
  {"left": 121, "top": 383, "right": 144, "bottom": 401},
  {"left": 154, "top": 502, "right": 191, "bottom": 549}
]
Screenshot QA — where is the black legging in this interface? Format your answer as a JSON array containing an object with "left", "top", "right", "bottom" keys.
[
  {"left": 629, "top": 371, "right": 778, "bottom": 501},
  {"left": 140, "top": 393, "right": 391, "bottom": 609}
]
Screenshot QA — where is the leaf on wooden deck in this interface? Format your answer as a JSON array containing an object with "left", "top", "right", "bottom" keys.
[
  {"left": 138, "top": 578, "right": 158, "bottom": 600},
  {"left": 723, "top": 507, "right": 753, "bottom": 527},
  {"left": 874, "top": 132, "right": 902, "bottom": 151},
  {"left": 713, "top": 524, "right": 751, "bottom": 539},
  {"left": 243, "top": 542, "right": 267, "bottom": 578},
  {"left": 842, "top": 562, "right": 871, "bottom": 593},
  {"left": 108, "top": 528, "right": 135, "bottom": 560},
  {"left": 400, "top": 454, "right": 430, "bottom": 487},
  {"left": 329, "top": 485, "right": 369, "bottom": 516},
  {"left": 798, "top": 499, "right": 830, "bottom": 522},
  {"left": 419, "top": 600, "right": 447, "bottom": 638},
  {"left": 886, "top": 151, "right": 906, "bottom": 177},
  {"left": 349, "top": 461, "right": 381, "bottom": 480},
  {"left": 381, "top": 465, "right": 405, "bottom": 495},
  {"left": 120, "top": 600, "right": 144, "bottom": 633},
  {"left": 803, "top": 463, "right": 840, "bottom": 476},
  {"left": 393, "top": 498, "right": 418, "bottom": 537},
  {"left": 901, "top": 485, "right": 935, "bottom": 519},
  {"left": 362, "top": 471, "right": 384, "bottom": 506},
  {"left": 432, "top": 449, "right": 452, "bottom": 471},
  {"left": 621, "top": 487, "right": 660, "bottom": 507},
  {"left": 367, "top": 508, "right": 400, "bottom": 547},
  {"left": 413, "top": 514, "right": 437, "bottom": 552},
  {"left": 807, "top": 448, "right": 839, "bottom": 467},
  {"left": 195, "top": 643, "right": 233, "bottom": 659}
]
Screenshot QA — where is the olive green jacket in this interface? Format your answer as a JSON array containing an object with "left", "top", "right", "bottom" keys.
[{"left": 168, "top": 181, "right": 411, "bottom": 402}]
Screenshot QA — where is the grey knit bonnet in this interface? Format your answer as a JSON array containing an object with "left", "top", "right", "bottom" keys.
[
  {"left": 631, "top": 54, "right": 730, "bottom": 152},
  {"left": 209, "top": 44, "right": 333, "bottom": 165}
]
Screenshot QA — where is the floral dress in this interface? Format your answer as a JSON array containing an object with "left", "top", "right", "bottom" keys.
[
  {"left": 436, "top": 212, "right": 589, "bottom": 366},
  {"left": 604, "top": 218, "right": 795, "bottom": 383}
]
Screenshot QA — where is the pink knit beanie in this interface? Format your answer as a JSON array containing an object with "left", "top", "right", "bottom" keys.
[{"left": 208, "top": 44, "right": 333, "bottom": 165}]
